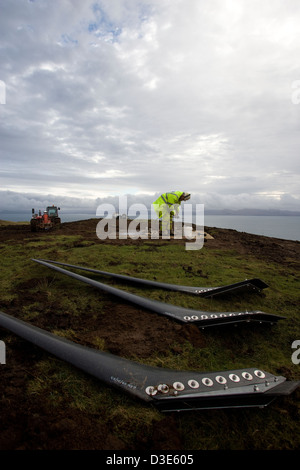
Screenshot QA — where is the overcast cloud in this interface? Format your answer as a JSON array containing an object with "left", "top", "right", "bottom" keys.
[{"left": 1, "top": 0, "right": 300, "bottom": 213}]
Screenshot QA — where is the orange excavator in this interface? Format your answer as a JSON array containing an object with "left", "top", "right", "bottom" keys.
[{"left": 30, "top": 205, "right": 61, "bottom": 232}]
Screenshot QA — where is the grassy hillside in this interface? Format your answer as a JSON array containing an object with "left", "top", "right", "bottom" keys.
[
  {"left": 0, "top": 219, "right": 29, "bottom": 226},
  {"left": 0, "top": 219, "right": 299, "bottom": 450}
]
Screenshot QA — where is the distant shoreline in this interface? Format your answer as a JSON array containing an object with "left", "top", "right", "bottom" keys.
[
  {"left": 0, "top": 214, "right": 299, "bottom": 242},
  {"left": 1, "top": 208, "right": 300, "bottom": 217},
  {"left": 204, "top": 209, "right": 300, "bottom": 216}
]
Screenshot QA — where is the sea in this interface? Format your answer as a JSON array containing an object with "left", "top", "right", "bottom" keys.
[{"left": 1, "top": 210, "right": 299, "bottom": 242}]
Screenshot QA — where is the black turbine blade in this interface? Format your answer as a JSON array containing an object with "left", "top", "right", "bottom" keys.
[
  {"left": 32, "top": 259, "right": 284, "bottom": 329},
  {"left": 0, "top": 310, "right": 298, "bottom": 411},
  {"left": 36, "top": 258, "right": 268, "bottom": 297}
]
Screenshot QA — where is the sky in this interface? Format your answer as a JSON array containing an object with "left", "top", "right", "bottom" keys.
[{"left": 1, "top": 0, "right": 300, "bottom": 213}]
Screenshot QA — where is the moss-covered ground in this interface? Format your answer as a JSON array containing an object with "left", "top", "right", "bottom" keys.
[{"left": 0, "top": 219, "right": 299, "bottom": 450}]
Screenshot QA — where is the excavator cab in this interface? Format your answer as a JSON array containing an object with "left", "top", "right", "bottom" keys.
[{"left": 46, "top": 206, "right": 60, "bottom": 218}]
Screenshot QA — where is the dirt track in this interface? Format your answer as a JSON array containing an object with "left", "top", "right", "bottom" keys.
[{"left": 0, "top": 219, "right": 299, "bottom": 450}]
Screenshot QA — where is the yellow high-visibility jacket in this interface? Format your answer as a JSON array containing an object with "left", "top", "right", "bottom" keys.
[{"left": 153, "top": 191, "right": 184, "bottom": 215}]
